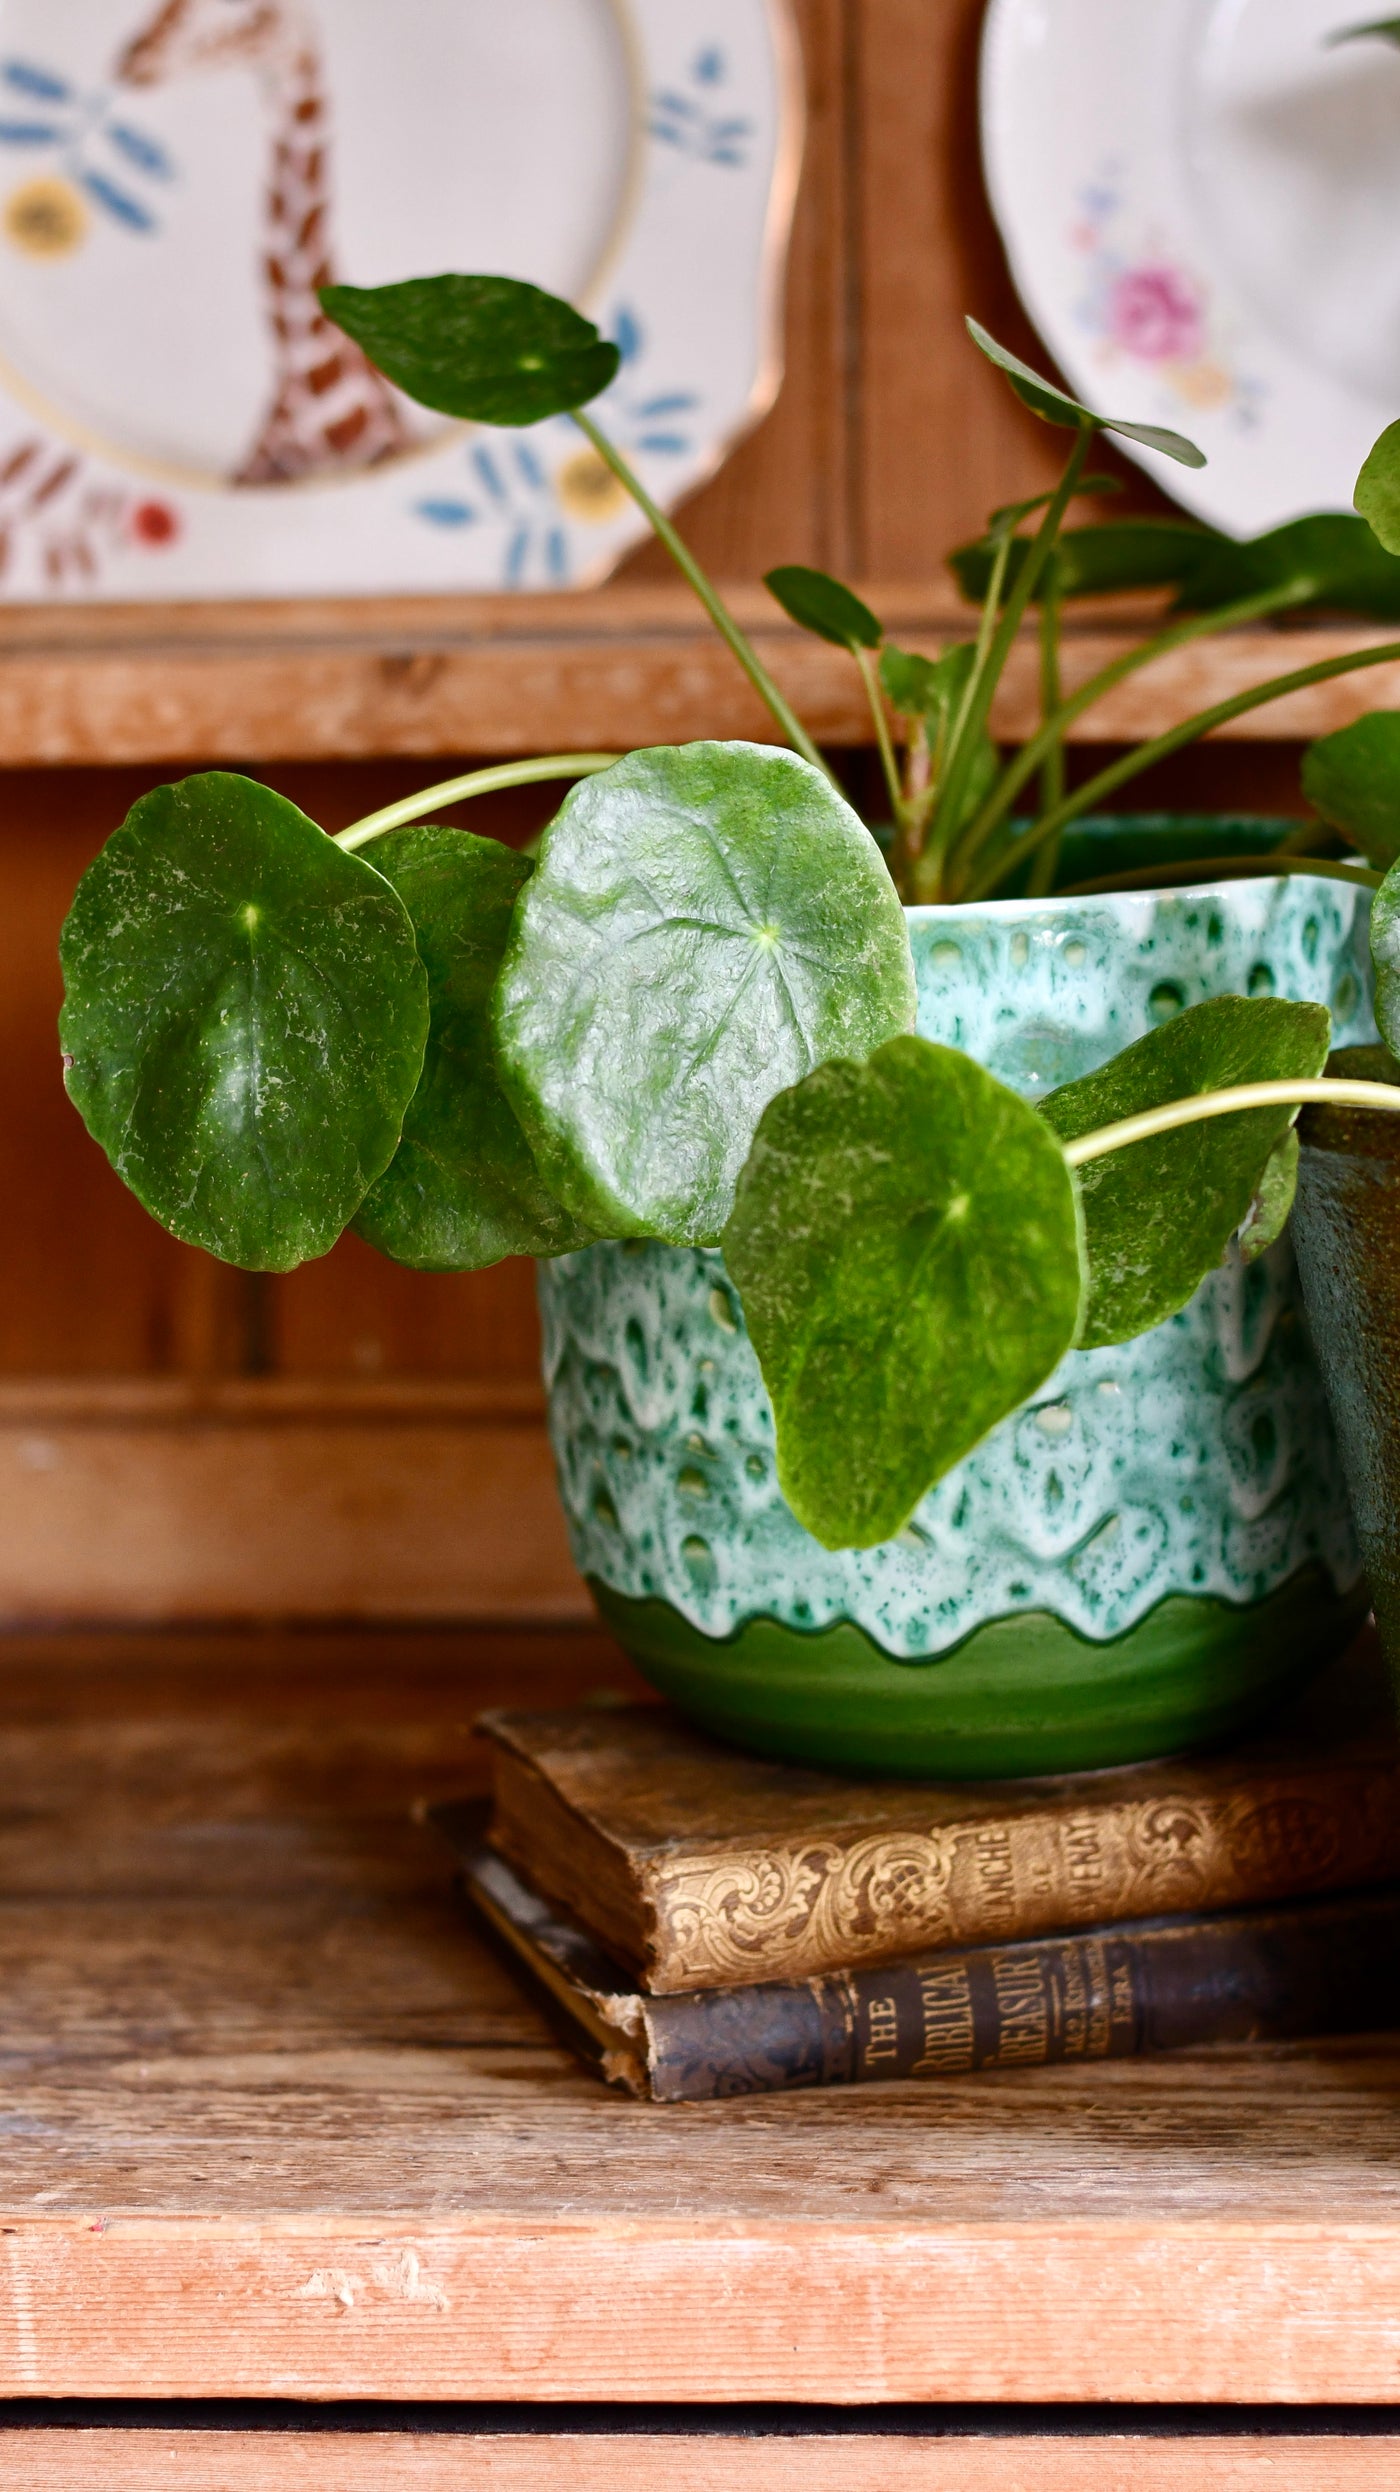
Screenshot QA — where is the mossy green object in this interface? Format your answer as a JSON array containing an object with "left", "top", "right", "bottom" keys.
[
  {"left": 591, "top": 1571, "right": 1367, "bottom": 1778},
  {"left": 541, "top": 835, "right": 1374, "bottom": 1775}
]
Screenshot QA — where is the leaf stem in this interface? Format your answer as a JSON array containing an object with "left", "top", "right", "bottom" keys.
[
  {"left": 930, "top": 425, "right": 1092, "bottom": 862},
  {"left": 571, "top": 410, "right": 834, "bottom": 781},
  {"left": 910, "top": 542, "right": 1013, "bottom": 903},
  {"left": 952, "top": 583, "right": 1305, "bottom": 888},
  {"left": 1056, "top": 854, "right": 1381, "bottom": 897},
  {"left": 1029, "top": 561, "right": 1064, "bottom": 898},
  {"left": 1065, "top": 1078, "right": 1400, "bottom": 1169},
  {"left": 856, "top": 645, "right": 905, "bottom": 827},
  {"left": 334, "top": 755, "right": 623, "bottom": 852},
  {"left": 965, "top": 637, "right": 1400, "bottom": 898}
]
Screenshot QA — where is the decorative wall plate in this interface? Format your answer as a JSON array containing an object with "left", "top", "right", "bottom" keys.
[
  {"left": 0, "top": 0, "right": 799, "bottom": 597},
  {"left": 981, "top": 0, "right": 1400, "bottom": 539}
]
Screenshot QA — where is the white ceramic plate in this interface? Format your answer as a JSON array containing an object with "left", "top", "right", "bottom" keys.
[
  {"left": 981, "top": 0, "right": 1400, "bottom": 539},
  {"left": 0, "top": 0, "right": 799, "bottom": 597}
]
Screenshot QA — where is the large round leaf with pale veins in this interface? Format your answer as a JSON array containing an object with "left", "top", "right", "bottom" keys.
[
  {"left": 493, "top": 742, "right": 916, "bottom": 1245},
  {"left": 722, "top": 1037, "right": 1084, "bottom": 1550},
  {"left": 59, "top": 773, "right": 428, "bottom": 1271},
  {"left": 354, "top": 827, "right": 594, "bottom": 1270}
]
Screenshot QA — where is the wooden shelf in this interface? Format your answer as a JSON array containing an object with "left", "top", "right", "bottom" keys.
[
  {"left": 0, "top": 1380, "right": 576, "bottom": 1625},
  {"left": 0, "top": 2422, "right": 1396, "bottom": 2489},
  {"left": 0, "top": 587, "right": 1396, "bottom": 765},
  {"left": 7, "top": 1620, "right": 1400, "bottom": 2425}
]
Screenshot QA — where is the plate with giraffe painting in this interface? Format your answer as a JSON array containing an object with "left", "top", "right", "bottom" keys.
[{"left": 0, "top": 0, "right": 800, "bottom": 597}]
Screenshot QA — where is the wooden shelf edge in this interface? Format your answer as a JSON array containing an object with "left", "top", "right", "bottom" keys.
[
  {"left": 0, "top": 2428, "right": 1392, "bottom": 2492},
  {"left": 0, "top": 1387, "right": 579, "bottom": 1623},
  {"left": 6, "top": 2222, "right": 1400, "bottom": 2402},
  {"left": 0, "top": 588, "right": 1393, "bottom": 763},
  {"left": 0, "top": 1375, "right": 546, "bottom": 1426}
]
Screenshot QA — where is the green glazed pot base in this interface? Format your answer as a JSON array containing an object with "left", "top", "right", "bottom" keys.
[{"left": 592, "top": 1568, "right": 1368, "bottom": 1779}]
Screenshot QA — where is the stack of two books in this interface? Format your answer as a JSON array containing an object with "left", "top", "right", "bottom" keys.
[{"left": 432, "top": 1639, "right": 1400, "bottom": 2102}]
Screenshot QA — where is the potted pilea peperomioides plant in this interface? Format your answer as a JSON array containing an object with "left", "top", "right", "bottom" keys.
[{"left": 56, "top": 276, "right": 1400, "bottom": 1776}]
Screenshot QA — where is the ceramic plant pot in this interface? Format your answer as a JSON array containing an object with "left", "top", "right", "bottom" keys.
[
  {"left": 1291, "top": 1047, "right": 1400, "bottom": 1672},
  {"left": 539, "top": 831, "right": 1374, "bottom": 1777}
]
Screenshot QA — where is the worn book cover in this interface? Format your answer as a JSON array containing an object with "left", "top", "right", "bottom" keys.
[
  {"left": 477, "top": 1632, "right": 1400, "bottom": 1994},
  {"left": 436, "top": 1825, "right": 1400, "bottom": 2103}
]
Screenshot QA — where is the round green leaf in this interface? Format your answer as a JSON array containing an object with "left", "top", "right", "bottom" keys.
[
  {"left": 59, "top": 772, "right": 428, "bottom": 1272},
  {"left": 494, "top": 742, "right": 917, "bottom": 1246},
  {"left": 1040, "top": 995, "right": 1331, "bottom": 1348},
  {"left": 965, "top": 319, "right": 1206, "bottom": 468},
  {"left": 765, "top": 565, "right": 882, "bottom": 650},
  {"left": 877, "top": 644, "right": 943, "bottom": 718},
  {"left": 1176, "top": 513, "right": 1400, "bottom": 618},
  {"left": 722, "top": 1037, "right": 1084, "bottom": 1551},
  {"left": 352, "top": 827, "right": 594, "bottom": 1272},
  {"left": 319, "top": 275, "right": 620, "bottom": 426},
  {"left": 1357, "top": 418, "right": 1400, "bottom": 560},
  {"left": 1301, "top": 712, "right": 1400, "bottom": 868}
]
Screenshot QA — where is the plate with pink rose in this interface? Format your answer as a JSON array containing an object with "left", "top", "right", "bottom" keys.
[{"left": 981, "top": 0, "right": 1400, "bottom": 537}]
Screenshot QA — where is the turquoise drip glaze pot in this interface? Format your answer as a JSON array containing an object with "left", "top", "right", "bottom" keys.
[{"left": 539, "top": 827, "right": 1374, "bottom": 1777}]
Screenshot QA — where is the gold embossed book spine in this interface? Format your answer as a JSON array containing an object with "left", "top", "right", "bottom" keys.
[
  {"left": 637, "top": 1776, "right": 1400, "bottom": 1990},
  {"left": 449, "top": 1833, "right": 1400, "bottom": 2103}
]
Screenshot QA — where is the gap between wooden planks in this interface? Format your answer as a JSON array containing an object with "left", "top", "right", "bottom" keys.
[
  {"left": 0, "top": 2429, "right": 1397, "bottom": 2491},
  {"left": 0, "top": 1381, "right": 583, "bottom": 1623},
  {"left": 0, "top": 588, "right": 1392, "bottom": 763}
]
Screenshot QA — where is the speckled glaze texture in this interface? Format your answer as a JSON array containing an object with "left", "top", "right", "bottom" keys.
[{"left": 540, "top": 876, "right": 1372, "bottom": 1657}]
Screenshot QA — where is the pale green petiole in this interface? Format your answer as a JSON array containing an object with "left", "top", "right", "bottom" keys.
[
  {"left": 334, "top": 755, "right": 623, "bottom": 852},
  {"left": 931, "top": 425, "right": 1093, "bottom": 861},
  {"left": 967, "top": 637, "right": 1400, "bottom": 898},
  {"left": 571, "top": 410, "right": 835, "bottom": 784},
  {"left": 1028, "top": 565, "right": 1065, "bottom": 898},
  {"left": 855, "top": 644, "right": 905, "bottom": 825},
  {"left": 954, "top": 581, "right": 1306, "bottom": 887},
  {"left": 1065, "top": 1077, "right": 1400, "bottom": 1169}
]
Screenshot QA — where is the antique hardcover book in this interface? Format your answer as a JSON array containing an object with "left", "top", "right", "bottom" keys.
[
  {"left": 436, "top": 1826, "right": 1400, "bottom": 2103},
  {"left": 476, "top": 1636, "right": 1400, "bottom": 1994}
]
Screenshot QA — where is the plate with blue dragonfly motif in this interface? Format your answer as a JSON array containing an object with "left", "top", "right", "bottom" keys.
[
  {"left": 0, "top": 0, "right": 800, "bottom": 596},
  {"left": 982, "top": 0, "right": 1400, "bottom": 537}
]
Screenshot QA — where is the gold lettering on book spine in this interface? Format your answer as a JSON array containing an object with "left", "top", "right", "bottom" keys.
[
  {"left": 912, "top": 1962, "right": 976, "bottom": 2075},
  {"left": 647, "top": 1773, "right": 1384, "bottom": 1988}
]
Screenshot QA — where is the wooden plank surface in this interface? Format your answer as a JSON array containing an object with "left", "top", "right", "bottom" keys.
[
  {"left": 0, "top": 1384, "right": 580, "bottom": 1623},
  {"left": 0, "top": 589, "right": 1393, "bottom": 762},
  {"left": 7, "top": 1627, "right": 1400, "bottom": 2403},
  {"left": 0, "top": 2429, "right": 1397, "bottom": 2490}
]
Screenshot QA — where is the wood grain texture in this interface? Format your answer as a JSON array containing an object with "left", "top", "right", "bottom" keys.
[
  {"left": 0, "top": 1388, "right": 581, "bottom": 1622},
  {"left": 0, "top": 593, "right": 1390, "bottom": 763},
  {"left": 5, "top": 1627, "right": 1400, "bottom": 2403},
  {"left": 0, "top": 2433, "right": 1397, "bottom": 2491}
]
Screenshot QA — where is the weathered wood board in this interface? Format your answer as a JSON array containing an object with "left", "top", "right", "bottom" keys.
[
  {"left": 1, "top": 2427, "right": 1399, "bottom": 2490},
  {"left": 5, "top": 1628, "right": 1400, "bottom": 2405}
]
